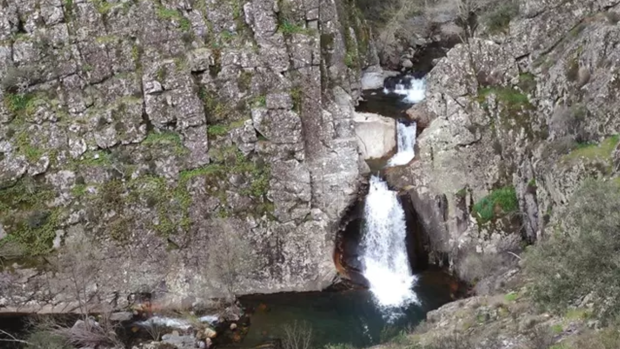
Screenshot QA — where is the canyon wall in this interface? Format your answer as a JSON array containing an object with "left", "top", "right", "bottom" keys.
[{"left": 0, "top": 0, "right": 375, "bottom": 311}]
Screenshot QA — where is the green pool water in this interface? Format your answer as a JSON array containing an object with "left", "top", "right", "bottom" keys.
[{"left": 238, "top": 269, "right": 457, "bottom": 348}]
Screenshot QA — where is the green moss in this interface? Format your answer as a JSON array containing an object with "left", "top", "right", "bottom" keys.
[
  {"left": 279, "top": 21, "right": 312, "bottom": 35},
  {"left": 94, "top": 35, "right": 117, "bottom": 44},
  {"left": 92, "top": 0, "right": 115, "bottom": 15},
  {"left": 70, "top": 184, "right": 89, "bottom": 197},
  {"left": 200, "top": 88, "right": 233, "bottom": 122},
  {"left": 551, "top": 324, "right": 564, "bottom": 334},
  {"left": 142, "top": 130, "right": 187, "bottom": 155},
  {"left": 344, "top": 51, "right": 358, "bottom": 68},
  {"left": 157, "top": 6, "right": 191, "bottom": 32},
  {"left": 562, "top": 135, "right": 620, "bottom": 164},
  {"left": 15, "top": 132, "right": 44, "bottom": 162},
  {"left": 291, "top": 87, "right": 302, "bottom": 113},
  {"left": 504, "top": 292, "right": 518, "bottom": 302},
  {"left": 478, "top": 87, "right": 531, "bottom": 111},
  {"left": 3, "top": 92, "right": 36, "bottom": 116},
  {"left": 251, "top": 95, "right": 267, "bottom": 107},
  {"left": 0, "top": 177, "right": 60, "bottom": 256},
  {"left": 472, "top": 186, "right": 519, "bottom": 224},
  {"left": 131, "top": 45, "right": 140, "bottom": 64},
  {"left": 238, "top": 70, "right": 253, "bottom": 92},
  {"left": 565, "top": 308, "right": 591, "bottom": 320},
  {"left": 77, "top": 150, "right": 113, "bottom": 167},
  {"left": 456, "top": 188, "right": 468, "bottom": 198},
  {"left": 517, "top": 72, "right": 536, "bottom": 93}
]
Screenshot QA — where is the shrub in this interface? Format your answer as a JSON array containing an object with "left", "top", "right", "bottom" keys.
[
  {"left": 25, "top": 330, "right": 71, "bottom": 349},
  {"left": 472, "top": 186, "right": 518, "bottom": 223},
  {"left": 483, "top": 1, "right": 519, "bottom": 34},
  {"left": 571, "top": 328, "right": 620, "bottom": 349},
  {"left": 525, "top": 179, "right": 620, "bottom": 322},
  {"left": 281, "top": 321, "right": 313, "bottom": 349},
  {"left": 457, "top": 249, "right": 511, "bottom": 286}
]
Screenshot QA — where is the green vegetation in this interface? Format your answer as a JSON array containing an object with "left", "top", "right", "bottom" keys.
[
  {"left": 142, "top": 129, "right": 187, "bottom": 155},
  {"left": 251, "top": 95, "right": 267, "bottom": 107},
  {"left": 207, "top": 120, "right": 247, "bottom": 137},
  {"left": 92, "top": 0, "right": 115, "bottom": 15},
  {"left": 76, "top": 150, "right": 113, "bottom": 167},
  {"left": 0, "top": 177, "right": 60, "bottom": 257},
  {"left": 3, "top": 92, "right": 36, "bottom": 116},
  {"left": 525, "top": 179, "right": 620, "bottom": 322},
  {"left": 291, "top": 87, "right": 302, "bottom": 113},
  {"left": 156, "top": 6, "right": 192, "bottom": 32},
  {"left": 562, "top": 134, "right": 619, "bottom": 163},
  {"left": 478, "top": 87, "right": 531, "bottom": 111},
  {"left": 15, "top": 131, "right": 44, "bottom": 162},
  {"left": 344, "top": 51, "right": 359, "bottom": 68},
  {"left": 279, "top": 21, "right": 311, "bottom": 35},
  {"left": 483, "top": 1, "right": 519, "bottom": 34},
  {"left": 517, "top": 72, "right": 536, "bottom": 93},
  {"left": 504, "top": 292, "right": 518, "bottom": 302},
  {"left": 472, "top": 186, "right": 519, "bottom": 224}
]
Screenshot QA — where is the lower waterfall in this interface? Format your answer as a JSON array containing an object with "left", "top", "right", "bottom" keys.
[{"left": 361, "top": 176, "right": 418, "bottom": 316}]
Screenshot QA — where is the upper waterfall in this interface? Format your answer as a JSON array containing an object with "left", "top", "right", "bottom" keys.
[
  {"left": 383, "top": 76, "right": 427, "bottom": 104},
  {"left": 361, "top": 176, "right": 418, "bottom": 315}
]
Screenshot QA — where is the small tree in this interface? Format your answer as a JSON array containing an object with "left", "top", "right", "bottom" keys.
[
  {"left": 525, "top": 179, "right": 620, "bottom": 322},
  {"left": 46, "top": 235, "right": 123, "bottom": 347},
  {"left": 281, "top": 321, "right": 314, "bottom": 349}
]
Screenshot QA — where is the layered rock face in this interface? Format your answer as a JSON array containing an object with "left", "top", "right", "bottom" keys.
[
  {"left": 387, "top": 0, "right": 620, "bottom": 289},
  {"left": 0, "top": 0, "right": 372, "bottom": 311}
]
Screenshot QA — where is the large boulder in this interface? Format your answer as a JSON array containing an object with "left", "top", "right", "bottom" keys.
[{"left": 353, "top": 112, "right": 397, "bottom": 160}]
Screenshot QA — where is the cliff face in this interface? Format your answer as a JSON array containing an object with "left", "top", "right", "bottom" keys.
[
  {"left": 0, "top": 0, "right": 374, "bottom": 311},
  {"left": 387, "top": 0, "right": 620, "bottom": 288}
]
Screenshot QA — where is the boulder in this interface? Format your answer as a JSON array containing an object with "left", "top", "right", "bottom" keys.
[
  {"left": 161, "top": 333, "right": 196, "bottom": 349},
  {"left": 353, "top": 112, "right": 397, "bottom": 160},
  {"left": 361, "top": 68, "right": 400, "bottom": 90},
  {"left": 109, "top": 311, "right": 133, "bottom": 322}
]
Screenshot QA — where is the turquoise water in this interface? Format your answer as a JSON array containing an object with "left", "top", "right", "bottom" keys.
[{"left": 239, "top": 269, "right": 457, "bottom": 348}]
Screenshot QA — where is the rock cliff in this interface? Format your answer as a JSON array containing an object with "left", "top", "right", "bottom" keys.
[
  {"left": 387, "top": 0, "right": 620, "bottom": 291},
  {"left": 0, "top": 0, "right": 374, "bottom": 311}
]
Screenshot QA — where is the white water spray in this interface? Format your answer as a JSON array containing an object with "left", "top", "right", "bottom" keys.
[
  {"left": 383, "top": 76, "right": 427, "bottom": 104},
  {"left": 388, "top": 122, "right": 417, "bottom": 167},
  {"left": 361, "top": 176, "right": 418, "bottom": 313}
]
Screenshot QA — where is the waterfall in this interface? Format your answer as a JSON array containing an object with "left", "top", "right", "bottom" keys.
[
  {"left": 388, "top": 122, "right": 417, "bottom": 167},
  {"left": 383, "top": 76, "right": 426, "bottom": 104},
  {"left": 361, "top": 176, "right": 418, "bottom": 313}
]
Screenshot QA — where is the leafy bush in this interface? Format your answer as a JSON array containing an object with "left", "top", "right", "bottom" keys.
[
  {"left": 525, "top": 179, "right": 620, "bottom": 322},
  {"left": 472, "top": 187, "right": 518, "bottom": 223}
]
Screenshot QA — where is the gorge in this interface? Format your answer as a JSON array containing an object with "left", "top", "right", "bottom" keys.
[{"left": 4, "top": 0, "right": 620, "bottom": 348}]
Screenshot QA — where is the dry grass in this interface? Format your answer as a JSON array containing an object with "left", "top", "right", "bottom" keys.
[{"left": 53, "top": 315, "right": 122, "bottom": 348}]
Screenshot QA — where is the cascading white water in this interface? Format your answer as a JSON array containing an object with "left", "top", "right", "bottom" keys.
[
  {"left": 361, "top": 176, "right": 418, "bottom": 313},
  {"left": 383, "top": 76, "right": 427, "bottom": 104},
  {"left": 387, "top": 122, "right": 417, "bottom": 167}
]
